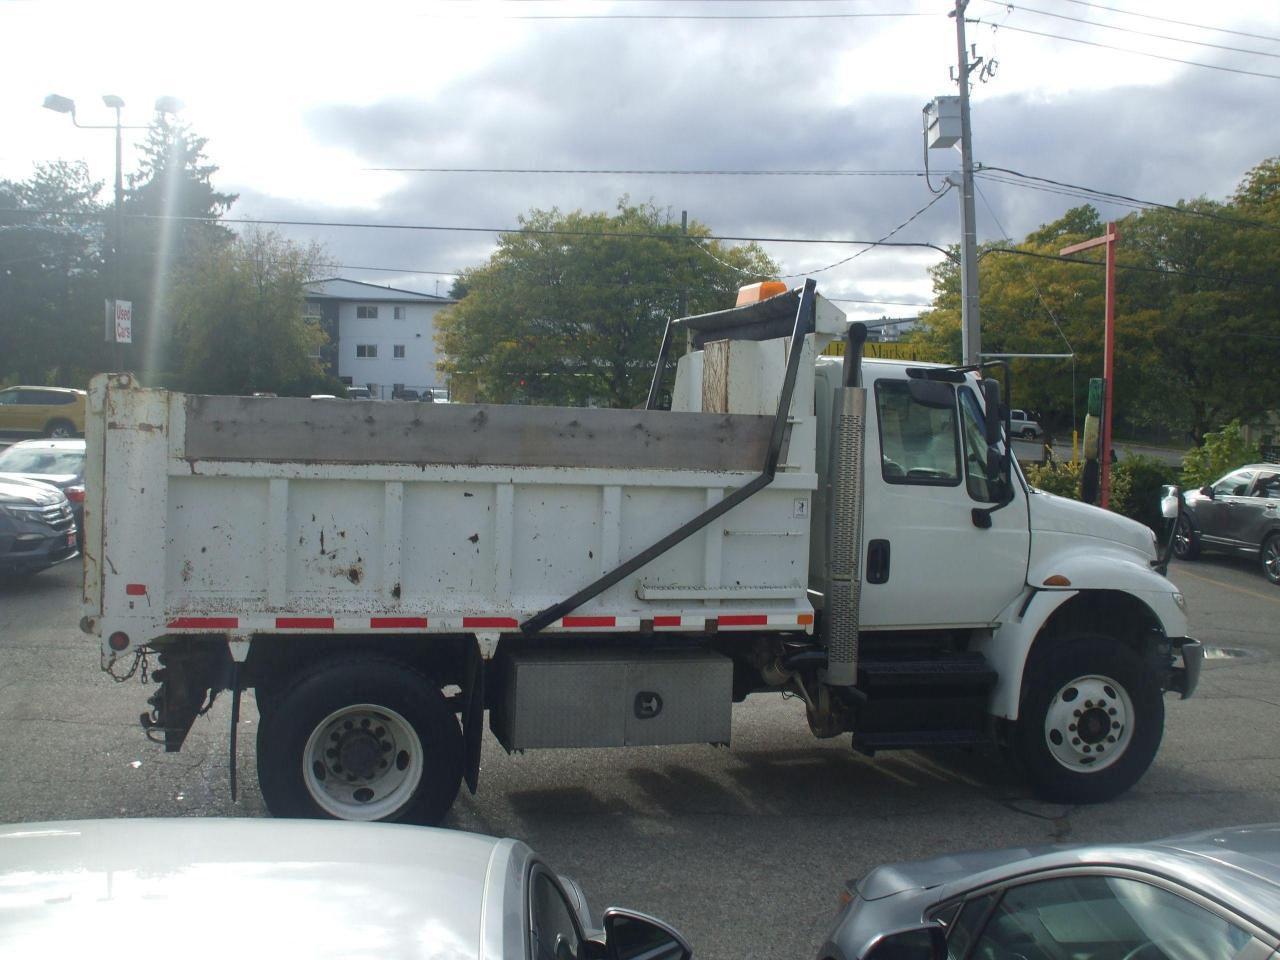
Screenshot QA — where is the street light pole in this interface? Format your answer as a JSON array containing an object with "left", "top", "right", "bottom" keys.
[{"left": 42, "top": 93, "right": 181, "bottom": 372}]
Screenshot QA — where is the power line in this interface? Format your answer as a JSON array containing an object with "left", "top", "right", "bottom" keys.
[
  {"left": 497, "top": 11, "right": 934, "bottom": 19},
  {"left": 0, "top": 206, "right": 955, "bottom": 254},
  {"left": 985, "top": 245, "right": 1277, "bottom": 289},
  {"left": 774, "top": 184, "right": 954, "bottom": 278},
  {"left": 364, "top": 166, "right": 935, "bottom": 177},
  {"left": 986, "top": 1, "right": 1280, "bottom": 60},
  {"left": 972, "top": 18, "right": 1280, "bottom": 80},
  {"left": 977, "top": 166, "right": 1280, "bottom": 232},
  {"left": 1061, "top": 0, "right": 1280, "bottom": 45}
]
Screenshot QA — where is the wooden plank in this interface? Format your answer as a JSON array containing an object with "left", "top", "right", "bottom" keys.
[
  {"left": 702, "top": 340, "right": 729, "bottom": 414},
  {"left": 181, "top": 396, "right": 773, "bottom": 471}
]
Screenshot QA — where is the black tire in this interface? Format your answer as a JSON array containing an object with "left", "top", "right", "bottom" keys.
[
  {"left": 256, "top": 656, "right": 463, "bottom": 825},
  {"left": 44, "top": 418, "right": 75, "bottom": 438},
  {"left": 1021, "top": 428, "right": 1037, "bottom": 439},
  {"left": 1013, "top": 634, "right": 1164, "bottom": 804},
  {"left": 1262, "top": 533, "right": 1280, "bottom": 586},
  {"left": 1172, "top": 513, "right": 1200, "bottom": 561}
]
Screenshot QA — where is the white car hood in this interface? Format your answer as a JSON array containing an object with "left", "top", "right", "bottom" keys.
[{"left": 1028, "top": 488, "right": 1157, "bottom": 560}]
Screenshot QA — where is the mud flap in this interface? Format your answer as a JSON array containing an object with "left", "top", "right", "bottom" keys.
[{"left": 462, "top": 643, "right": 485, "bottom": 794}]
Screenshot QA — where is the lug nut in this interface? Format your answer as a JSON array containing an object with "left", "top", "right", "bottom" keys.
[
  {"left": 1068, "top": 724, "right": 1076, "bottom": 732},
  {"left": 1107, "top": 735, "right": 1116, "bottom": 743},
  {"left": 1072, "top": 737, "right": 1081, "bottom": 745},
  {"left": 1108, "top": 707, "right": 1117, "bottom": 715},
  {"left": 1112, "top": 721, "right": 1121, "bottom": 730}
]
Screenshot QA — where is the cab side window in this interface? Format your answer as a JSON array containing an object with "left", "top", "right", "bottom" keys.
[
  {"left": 1256, "top": 474, "right": 1280, "bottom": 499},
  {"left": 875, "top": 380, "right": 961, "bottom": 486}
]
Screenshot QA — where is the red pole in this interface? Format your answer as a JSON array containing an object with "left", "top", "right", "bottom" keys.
[{"left": 1100, "top": 222, "right": 1117, "bottom": 509}]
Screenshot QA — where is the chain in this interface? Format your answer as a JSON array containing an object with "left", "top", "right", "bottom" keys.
[{"left": 105, "top": 646, "right": 151, "bottom": 684}]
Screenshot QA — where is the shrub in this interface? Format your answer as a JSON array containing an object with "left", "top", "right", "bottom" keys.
[
  {"left": 1181, "top": 420, "right": 1261, "bottom": 489},
  {"left": 1112, "top": 454, "right": 1178, "bottom": 534}
]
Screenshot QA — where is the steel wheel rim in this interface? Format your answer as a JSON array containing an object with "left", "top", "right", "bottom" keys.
[
  {"left": 50, "top": 425, "right": 71, "bottom": 438},
  {"left": 1044, "top": 674, "right": 1133, "bottom": 773},
  {"left": 1264, "top": 539, "right": 1280, "bottom": 583},
  {"left": 303, "top": 703, "right": 423, "bottom": 820},
  {"left": 1174, "top": 517, "right": 1192, "bottom": 556}
]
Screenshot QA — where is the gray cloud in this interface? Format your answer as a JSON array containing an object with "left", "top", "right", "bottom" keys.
[{"left": 224, "top": 14, "right": 1275, "bottom": 319}]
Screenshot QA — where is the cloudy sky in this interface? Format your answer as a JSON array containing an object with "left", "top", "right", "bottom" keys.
[{"left": 4, "top": 0, "right": 1277, "bottom": 320}]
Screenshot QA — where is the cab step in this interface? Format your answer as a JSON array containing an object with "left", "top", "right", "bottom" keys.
[{"left": 852, "top": 728, "right": 989, "bottom": 757}]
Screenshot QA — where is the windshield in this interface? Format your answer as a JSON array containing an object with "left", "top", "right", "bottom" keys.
[{"left": 0, "top": 448, "right": 83, "bottom": 476}]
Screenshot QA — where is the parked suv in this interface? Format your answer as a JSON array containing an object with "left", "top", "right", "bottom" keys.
[
  {"left": 0, "top": 386, "right": 85, "bottom": 438},
  {"left": 1008, "top": 408, "right": 1042, "bottom": 439},
  {"left": 1174, "top": 463, "right": 1280, "bottom": 584},
  {"left": 0, "top": 475, "right": 78, "bottom": 576}
]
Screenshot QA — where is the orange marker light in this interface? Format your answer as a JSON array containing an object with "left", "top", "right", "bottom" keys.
[
  {"left": 1043, "top": 574, "right": 1072, "bottom": 587},
  {"left": 735, "top": 281, "right": 788, "bottom": 306}
]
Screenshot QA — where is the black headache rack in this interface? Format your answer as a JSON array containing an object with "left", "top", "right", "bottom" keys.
[{"left": 521, "top": 279, "right": 820, "bottom": 635}]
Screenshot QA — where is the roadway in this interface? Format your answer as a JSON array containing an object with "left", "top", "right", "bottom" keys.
[{"left": 0, "top": 554, "right": 1276, "bottom": 959}]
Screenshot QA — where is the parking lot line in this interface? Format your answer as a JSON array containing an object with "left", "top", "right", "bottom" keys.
[{"left": 1175, "top": 567, "right": 1280, "bottom": 606}]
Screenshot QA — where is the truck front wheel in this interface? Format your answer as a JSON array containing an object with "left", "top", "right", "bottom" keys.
[
  {"left": 256, "top": 657, "right": 463, "bottom": 825},
  {"left": 1014, "top": 634, "right": 1163, "bottom": 804}
]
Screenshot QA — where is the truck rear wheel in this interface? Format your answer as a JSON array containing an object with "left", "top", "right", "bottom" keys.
[
  {"left": 1013, "top": 634, "right": 1163, "bottom": 804},
  {"left": 256, "top": 657, "right": 463, "bottom": 825}
]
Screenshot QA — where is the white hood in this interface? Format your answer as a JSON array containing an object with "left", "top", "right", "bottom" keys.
[{"left": 1028, "top": 488, "right": 1158, "bottom": 561}]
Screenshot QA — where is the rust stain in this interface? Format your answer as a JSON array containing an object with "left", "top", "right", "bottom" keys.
[
  {"left": 181, "top": 559, "right": 193, "bottom": 582},
  {"left": 320, "top": 530, "right": 326, "bottom": 554},
  {"left": 392, "top": 582, "right": 401, "bottom": 599},
  {"left": 346, "top": 565, "right": 362, "bottom": 584},
  {"left": 467, "top": 533, "right": 479, "bottom": 544}
]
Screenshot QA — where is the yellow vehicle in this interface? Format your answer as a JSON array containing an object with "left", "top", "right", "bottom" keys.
[{"left": 0, "top": 386, "right": 86, "bottom": 438}]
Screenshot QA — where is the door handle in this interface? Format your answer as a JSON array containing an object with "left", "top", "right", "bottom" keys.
[{"left": 867, "top": 539, "right": 890, "bottom": 584}]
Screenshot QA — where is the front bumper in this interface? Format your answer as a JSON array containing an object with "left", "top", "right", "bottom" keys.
[
  {"left": 0, "top": 526, "right": 79, "bottom": 574},
  {"left": 1168, "top": 638, "right": 1203, "bottom": 699}
]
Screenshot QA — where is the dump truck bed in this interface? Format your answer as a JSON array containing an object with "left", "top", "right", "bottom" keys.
[{"left": 83, "top": 376, "right": 817, "bottom": 658}]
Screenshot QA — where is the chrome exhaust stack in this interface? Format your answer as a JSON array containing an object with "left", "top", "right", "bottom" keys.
[{"left": 824, "top": 323, "right": 867, "bottom": 687}]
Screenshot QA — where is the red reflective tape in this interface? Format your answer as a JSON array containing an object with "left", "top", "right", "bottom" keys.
[
  {"left": 167, "top": 617, "right": 238, "bottom": 629},
  {"left": 562, "top": 616, "right": 615, "bottom": 628},
  {"left": 275, "top": 617, "right": 334, "bottom": 629},
  {"left": 370, "top": 617, "right": 428, "bottom": 629},
  {"left": 462, "top": 616, "right": 519, "bottom": 629},
  {"left": 718, "top": 614, "right": 769, "bottom": 627},
  {"left": 125, "top": 583, "right": 147, "bottom": 596},
  {"left": 653, "top": 616, "right": 682, "bottom": 627}
]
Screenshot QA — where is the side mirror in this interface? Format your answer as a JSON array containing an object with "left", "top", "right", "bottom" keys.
[
  {"left": 1199, "top": 485, "right": 1214, "bottom": 499},
  {"left": 603, "top": 908, "right": 692, "bottom": 960},
  {"left": 862, "top": 924, "right": 948, "bottom": 960},
  {"left": 1160, "top": 485, "right": 1182, "bottom": 520},
  {"left": 980, "top": 379, "right": 1002, "bottom": 447}
]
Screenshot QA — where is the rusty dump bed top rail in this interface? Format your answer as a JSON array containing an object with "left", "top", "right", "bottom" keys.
[{"left": 181, "top": 395, "right": 774, "bottom": 472}]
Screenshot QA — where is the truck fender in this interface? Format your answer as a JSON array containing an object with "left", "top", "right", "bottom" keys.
[{"left": 973, "top": 552, "right": 1188, "bottom": 721}]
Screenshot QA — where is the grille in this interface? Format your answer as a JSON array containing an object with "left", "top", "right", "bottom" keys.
[{"left": 38, "top": 502, "right": 73, "bottom": 531}]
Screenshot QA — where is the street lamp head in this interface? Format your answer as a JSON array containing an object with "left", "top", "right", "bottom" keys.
[
  {"left": 43, "top": 94, "right": 76, "bottom": 115},
  {"left": 154, "top": 96, "right": 183, "bottom": 115},
  {"left": 102, "top": 94, "right": 125, "bottom": 110}
]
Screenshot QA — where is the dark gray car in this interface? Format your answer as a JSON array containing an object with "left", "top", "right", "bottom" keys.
[
  {"left": 1173, "top": 463, "right": 1280, "bottom": 585},
  {"left": 0, "top": 474, "right": 78, "bottom": 576},
  {"left": 818, "top": 824, "right": 1280, "bottom": 960},
  {"left": 0, "top": 438, "right": 86, "bottom": 546}
]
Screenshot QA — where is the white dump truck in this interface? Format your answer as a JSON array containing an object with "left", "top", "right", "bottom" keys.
[{"left": 82, "top": 280, "right": 1201, "bottom": 823}]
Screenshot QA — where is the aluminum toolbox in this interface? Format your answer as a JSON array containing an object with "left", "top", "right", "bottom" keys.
[{"left": 491, "top": 647, "right": 733, "bottom": 751}]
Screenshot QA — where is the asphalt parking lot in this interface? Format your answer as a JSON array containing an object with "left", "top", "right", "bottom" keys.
[{"left": 1, "top": 553, "right": 1278, "bottom": 959}]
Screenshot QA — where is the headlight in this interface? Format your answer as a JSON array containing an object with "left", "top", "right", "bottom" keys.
[
  {"left": 0, "top": 502, "right": 44, "bottom": 518},
  {"left": 1173, "top": 592, "right": 1187, "bottom": 612}
]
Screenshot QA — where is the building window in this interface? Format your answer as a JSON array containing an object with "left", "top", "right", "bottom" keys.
[
  {"left": 393, "top": 344, "right": 406, "bottom": 359},
  {"left": 303, "top": 302, "right": 323, "bottom": 320},
  {"left": 394, "top": 306, "right": 407, "bottom": 320},
  {"left": 356, "top": 344, "right": 378, "bottom": 358},
  {"left": 356, "top": 305, "right": 378, "bottom": 319}
]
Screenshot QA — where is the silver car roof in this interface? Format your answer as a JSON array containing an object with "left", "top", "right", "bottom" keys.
[{"left": 0, "top": 818, "right": 536, "bottom": 960}]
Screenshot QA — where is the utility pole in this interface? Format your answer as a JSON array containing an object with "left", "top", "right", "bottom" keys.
[{"left": 951, "top": 0, "right": 982, "bottom": 366}]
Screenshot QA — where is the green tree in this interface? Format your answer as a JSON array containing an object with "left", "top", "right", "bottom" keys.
[
  {"left": 168, "top": 229, "right": 333, "bottom": 396},
  {"left": 437, "top": 200, "right": 778, "bottom": 407},
  {"left": 1180, "top": 420, "right": 1261, "bottom": 489},
  {"left": 0, "top": 161, "right": 108, "bottom": 385},
  {"left": 119, "top": 114, "right": 239, "bottom": 375}
]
